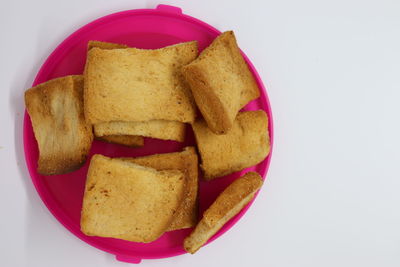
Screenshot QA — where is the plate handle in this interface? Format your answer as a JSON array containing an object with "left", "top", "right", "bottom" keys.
[
  {"left": 156, "top": 4, "right": 182, "bottom": 14},
  {"left": 115, "top": 254, "right": 142, "bottom": 264}
]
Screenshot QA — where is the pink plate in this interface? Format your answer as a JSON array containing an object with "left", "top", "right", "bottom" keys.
[{"left": 23, "top": 4, "right": 274, "bottom": 264}]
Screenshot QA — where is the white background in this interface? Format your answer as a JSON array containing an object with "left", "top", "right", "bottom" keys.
[{"left": 1, "top": 0, "right": 400, "bottom": 266}]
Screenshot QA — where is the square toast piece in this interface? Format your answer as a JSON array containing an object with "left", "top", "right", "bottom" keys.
[
  {"left": 184, "top": 172, "right": 263, "bottom": 253},
  {"left": 24, "top": 75, "right": 93, "bottom": 175},
  {"left": 182, "top": 31, "right": 260, "bottom": 134},
  {"left": 84, "top": 41, "right": 198, "bottom": 124},
  {"left": 192, "top": 110, "right": 270, "bottom": 179},
  {"left": 120, "top": 147, "right": 199, "bottom": 230},
  {"left": 81, "top": 154, "right": 185, "bottom": 243},
  {"left": 87, "top": 41, "right": 186, "bottom": 142}
]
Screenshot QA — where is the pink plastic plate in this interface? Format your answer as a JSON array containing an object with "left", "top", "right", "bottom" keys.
[{"left": 23, "top": 4, "right": 274, "bottom": 264}]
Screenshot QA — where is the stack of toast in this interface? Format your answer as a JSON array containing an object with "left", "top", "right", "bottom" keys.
[{"left": 24, "top": 31, "right": 270, "bottom": 253}]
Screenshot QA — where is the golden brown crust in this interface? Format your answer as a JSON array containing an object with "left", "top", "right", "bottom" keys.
[
  {"left": 24, "top": 75, "right": 93, "bottom": 175},
  {"left": 182, "top": 31, "right": 260, "bottom": 134},
  {"left": 84, "top": 42, "right": 198, "bottom": 124},
  {"left": 192, "top": 110, "right": 270, "bottom": 179},
  {"left": 96, "top": 135, "right": 144, "bottom": 147},
  {"left": 119, "top": 147, "right": 199, "bottom": 230},
  {"left": 202, "top": 172, "right": 263, "bottom": 226},
  {"left": 183, "top": 172, "right": 263, "bottom": 253},
  {"left": 87, "top": 40, "right": 128, "bottom": 50},
  {"left": 81, "top": 155, "right": 186, "bottom": 243},
  {"left": 94, "top": 120, "right": 186, "bottom": 142}
]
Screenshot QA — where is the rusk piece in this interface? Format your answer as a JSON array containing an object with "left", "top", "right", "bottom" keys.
[
  {"left": 24, "top": 75, "right": 93, "bottom": 175},
  {"left": 193, "top": 110, "right": 270, "bottom": 179},
  {"left": 87, "top": 40, "right": 186, "bottom": 142},
  {"left": 84, "top": 41, "right": 198, "bottom": 124},
  {"left": 182, "top": 31, "right": 260, "bottom": 134},
  {"left": 120, "top": 147, "right": 199, "bottom": 231},
  {"left": 184, "top": 172, "right": 263, "bottom": 253},
  {"left": 81, "top": 155, "right": 185, "bottom": 243},
  {"left": 96, "top": 135, "right": 144, "bottom": 147}
]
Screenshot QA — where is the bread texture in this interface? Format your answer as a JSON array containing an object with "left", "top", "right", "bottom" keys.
[
  {"left": 84, "top": 41, "right": 198, "bottom": 124},
  {"left": 81, "top": 154, "right": 185, "bottom": 243},
  {"left": 184, "top": 172, "right": 263, "bottom": 253},
  {"left": 94, "top": 120, "right": 186, "bottom": 142},
  {"left": 24, "top": 75, "right": 93, "bottom": 175},
  {"left": 193, "top": 110, "right": 270, "bottom": 179},
  {"left": 87, "top": 40, "right": 186, "bottom": 142},
  {"left": 96, "top": 135, "right": 144, "bottom": 147},
  {"left": 87, "top": 40, "right": 128, "bottom": 50},
  {"left": 119, "top": 147, "right": 199, "bottom": 231},
  {"left": 182, "top": 31, "right": 260, "bottom": 134}
]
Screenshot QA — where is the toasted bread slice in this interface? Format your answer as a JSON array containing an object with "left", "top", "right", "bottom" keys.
[
  {"left": 81, "top": 154, "right": 185, "bottom": 243},
  {"left": 87, "top": 40, "right": 186, "bottom": 142},
  {"left": 182, "top": 31, "right": 260, "bottom": 134},
  {"left": 84, "top": 41, "right": 198, "bottom": 124},
  {"left": 24, "top": 75, "right": 93, "bottom": 175},
  {"left": 96, "top": 135, "right": 144, "bottom": 147},
  {"left": 120, "top": 147, "right": 198, "bottom": 230},
  {"left": 94, "top": 120, "right": 186, "bottom": 142},
  {"left": 184, "top": 172, "right": 263, "bottom": 253},
  {"left": 193, "top": 110, "right": 270, "bottom": 179}
]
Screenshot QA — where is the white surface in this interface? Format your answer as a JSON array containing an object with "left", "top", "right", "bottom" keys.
[{"left": 1, "top": 0, "right": 400, "bottom": 266}]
